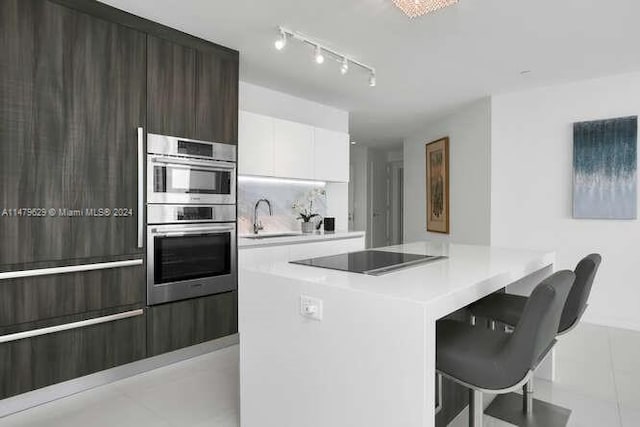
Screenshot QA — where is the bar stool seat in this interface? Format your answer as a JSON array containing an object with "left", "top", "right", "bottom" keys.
[
  {"left": 437, "top": 320, "right": 516, "bottom": 391},
  {"left": 436, "top": 270, "right": 575, "bottom": 427},
  {"left": 468, "top": 254, "right": 602, "bottom": 427}
]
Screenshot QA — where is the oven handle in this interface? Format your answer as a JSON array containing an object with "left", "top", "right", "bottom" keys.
[
  {"left": 153, "top": 226, "right": 235, "bottom": 237},
  {"left": 151, "top": 156, "right": 236, "bottom": 170}
]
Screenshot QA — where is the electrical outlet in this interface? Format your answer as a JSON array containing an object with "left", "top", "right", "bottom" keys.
[{"left": 300, "top": 295, "right": 323, "bottom": 321}]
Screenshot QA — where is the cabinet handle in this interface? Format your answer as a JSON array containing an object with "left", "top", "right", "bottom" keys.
[
  {"left": 0, "top": 309, "right": 144, "bottom": 344},
  {"left": 0, "top": 259, "right": 143, "bottom": 280},
  {"left": 137, "top": 127, "right": 144, "bottom": 249}
]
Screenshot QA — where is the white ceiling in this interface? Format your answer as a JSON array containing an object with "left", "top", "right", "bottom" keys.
[{"left": 100, "top": 0, "right": 640, "bottom": 148}]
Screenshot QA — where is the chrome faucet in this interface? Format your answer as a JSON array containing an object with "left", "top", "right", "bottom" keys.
[{"left": 253, "top": 198, "right": 272, "bottom": 234}]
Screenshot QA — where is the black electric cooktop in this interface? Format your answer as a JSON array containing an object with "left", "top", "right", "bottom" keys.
[{"left": 290, "top": 250, "right": 446, "bottom": 276}]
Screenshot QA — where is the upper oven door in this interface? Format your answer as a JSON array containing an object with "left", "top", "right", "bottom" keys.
[
  {"left": 147, "top": 155, "right": 236, "bottom": 204},
  {"left": 147, "top": 133, "right": 236, "bottom": 162}
]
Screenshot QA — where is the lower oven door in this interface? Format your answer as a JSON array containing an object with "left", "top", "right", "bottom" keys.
[{"left": 147, "top": 223, "right": 237, "bottom": 305}]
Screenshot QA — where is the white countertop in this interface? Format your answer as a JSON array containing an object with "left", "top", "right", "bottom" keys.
[
  {"left": 238, "top": 230, "right": 365, "bottom": 249},
  {"left": 241, "top": 241, "right": 554, "bottom": 319}
]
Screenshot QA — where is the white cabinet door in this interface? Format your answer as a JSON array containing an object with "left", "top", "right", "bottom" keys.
[
  {"left": 273, "top": 118, "right": 315, "bottom": 180},
  {"left": 313, "top": 128, "right": 349, "bottom": 182},
  {"left": 238, "top": 111, "right": 274, "bottom": 176}
]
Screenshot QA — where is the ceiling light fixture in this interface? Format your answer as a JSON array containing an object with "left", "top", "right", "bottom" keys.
[
  {"left": 274, "top": 28, "right": 287, "bottom": 50},
  {"left": 274, "top": 26, "right": 376, "bottom": 87},
  {"left": 314, "top": 45, "right": 325, "bottom": 64},
  {"left": 392, "top": 0, "right": 459, "bottom": 19},
  {"left": 340, "top": 57, "right": 349, "bottom": 75}
]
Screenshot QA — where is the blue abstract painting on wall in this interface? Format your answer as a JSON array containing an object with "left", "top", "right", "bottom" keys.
[{"left": 573, "top": 116, "right": 638, "bottom": 219}]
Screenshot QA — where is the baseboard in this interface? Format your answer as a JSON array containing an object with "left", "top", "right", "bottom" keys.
[{"left": 0, "top": 334, "right": 239, "bottom": 418}]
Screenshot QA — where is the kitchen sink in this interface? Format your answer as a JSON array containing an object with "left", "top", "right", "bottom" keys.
[{"left": 240, "top": 232, "right": 302, "bottom": 239}]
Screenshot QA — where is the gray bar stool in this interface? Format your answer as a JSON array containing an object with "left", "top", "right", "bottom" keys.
[
  {"left": 469, "top": 254, "right": 601, "bottom": 426},
  {"left": 436, "top": 270, "right": 575, "bottom": 427}
]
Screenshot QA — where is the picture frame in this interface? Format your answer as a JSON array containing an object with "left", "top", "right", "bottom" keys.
[{"left": 426, "top": 137, "right": 450, "bottom": 234}]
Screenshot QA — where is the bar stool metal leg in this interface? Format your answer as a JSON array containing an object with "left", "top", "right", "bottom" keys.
[
  {"left": 469, "top": 389, "right": 483, "bottom": 427},
  {"left": 523, "top": 379, "right": 534, "bottom": 415}
]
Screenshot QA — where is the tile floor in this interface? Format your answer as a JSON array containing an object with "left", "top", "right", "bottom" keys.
[{"left": 0, "top": 323, "right": 638, "bottom": 426}]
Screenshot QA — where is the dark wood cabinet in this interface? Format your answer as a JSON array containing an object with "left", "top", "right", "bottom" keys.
[
  {"left": 0, "top": 311, "right": 146, "bottom": 399},
  {"left": 147, "top": 35, "right": 197, "bottom": 139},
  {"left": 0, "top": 264, "right": 144, "bottom": 328},
  {"left": 147, "top": 34, "right": 238, "bottom": 144},
  {"left": 0, "top": 0, "right": 239, "bottom": 400},
  {"left": 195, "top": 50, "right": 239, "bottom": 145},
  {"left": 147, "top": 292, "right": 238, "bottom": 357},
  {"left": 0, "top": 0, "right": 146, "bottom": 268}
]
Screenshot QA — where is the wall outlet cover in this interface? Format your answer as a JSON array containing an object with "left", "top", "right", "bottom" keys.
[{"left": 300, "top": 295, "right": 323, "bottom": 321}]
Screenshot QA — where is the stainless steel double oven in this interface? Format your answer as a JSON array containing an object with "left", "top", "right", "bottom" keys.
[{"left": 146, "top": 134, "right": 236, "bottom": 306}]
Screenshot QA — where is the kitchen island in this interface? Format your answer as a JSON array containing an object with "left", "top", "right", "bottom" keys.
[{"left": 239, "top": 241, "right": 555, "bottom": 427}]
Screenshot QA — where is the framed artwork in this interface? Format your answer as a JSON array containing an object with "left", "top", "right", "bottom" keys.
[
  {"left": 573, "top": 116, "right": 637, "bottom": 219},
  {"left": 426, "top": 137, "right": 450, "bottom": 233}
]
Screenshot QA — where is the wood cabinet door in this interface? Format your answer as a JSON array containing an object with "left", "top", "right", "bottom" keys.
[
  {"left": 0, "top": 0, "right": 146, "bottom": 267},
  {"left": 0, "top": 311, "right": 146, "bottom": 400},
  {"left": 147, "top": 35, "right": 197, "bottom": 139},
  {"left": 62, "top": 5, "right": 146, "bottom": 261},
  {"left": 147, "top": 291, "right": 238, "bottom": 357},
  {"left": 195, "top": 50, "right": 238, "bottom": 144},
  {"left": 273, "top": 118, "right": 315, "bottom": 180},
  {"left": 0, "top": 264, "right": 144, "bottom": 328}
]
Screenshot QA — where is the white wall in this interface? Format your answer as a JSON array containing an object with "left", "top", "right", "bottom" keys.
[
  {"left": 239, "top": 81, "right": 351, "bottom": 231},
  {"left": 403, "top": 98, "right": 491, "bottom": 245},
  {"left": 239, "top": 81, "right": 348, "bottom": 133},
  {"left": 491, "top": 72, "right": 640, "bottom": 331}
]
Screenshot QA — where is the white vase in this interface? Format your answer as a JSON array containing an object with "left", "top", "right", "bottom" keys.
[{"left": 301, "top": 222, "right": 314, "bottom": 234}]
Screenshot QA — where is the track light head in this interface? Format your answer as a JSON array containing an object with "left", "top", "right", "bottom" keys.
[
  {"left": 274, "top": 29, "right": 287, "bottom": 50},
  {"left": 369, "top": 72, "right": 376, "bottom": 87},
  {"left": 315, "top": 45, "right": 324, "bottom": 64},
  {"left": 340, "top": 58, "right": 349, "bottom": 75}
]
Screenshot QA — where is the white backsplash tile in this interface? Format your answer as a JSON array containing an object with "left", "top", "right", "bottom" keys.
[{"left": 238, "top": 181, "right": 327, "bottom": 235}]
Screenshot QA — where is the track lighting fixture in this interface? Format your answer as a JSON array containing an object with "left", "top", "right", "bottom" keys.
[
  {"left": 314, "top": 45, "right": 325, "bottom": 64},
  {"left": 340, "top": 57, "right": 349, "bottom": 75},
  {"left": 274, "top": 28, "right": 287, "bottom": 50},
  {"left": 274, "top": 26, "right": 375, "bottom": 87}
]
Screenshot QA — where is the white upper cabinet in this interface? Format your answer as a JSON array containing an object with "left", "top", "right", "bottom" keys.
[
  {"left": 273, "top": 118, "right": 315, "bottom": 180},
  {"left": 238, "top": 111, "right": 349, "bottom": 182},
  {"left": 238, "top": 111, "right": 274, "bottom": 176},
  {"left": 313, "top": 128, "right": 349, "bottom": 182}
]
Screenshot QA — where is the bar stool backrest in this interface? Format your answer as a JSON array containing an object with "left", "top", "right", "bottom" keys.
[
  {"left": 559, "top": 254, "right": 602, "bottom": 333},
  {"left": 506, "top": 270, "right": 575, "bottom": 373}
]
